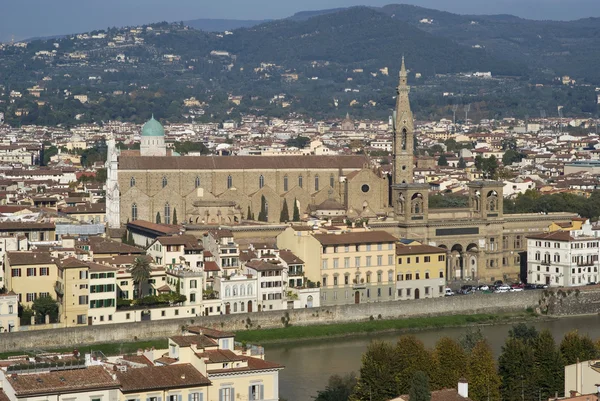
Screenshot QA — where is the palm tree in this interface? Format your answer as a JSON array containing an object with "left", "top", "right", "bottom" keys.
[{"left": 131, "top": 257, "right": 152, "bottom": 299}]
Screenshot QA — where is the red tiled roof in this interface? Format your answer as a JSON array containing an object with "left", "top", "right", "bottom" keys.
[
  {"left": 206, "top": 356, "right": 283, "bottom": 374},
  {"left": 117, "top": 364, "right": 210, "bottom": 393},
  {"left": 204, "top": 261, "right": 220, "bottom": 272}
]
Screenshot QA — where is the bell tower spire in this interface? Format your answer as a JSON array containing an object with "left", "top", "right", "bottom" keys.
[{"left": 393, "top": 57, "right": 414, "bottom": 185}]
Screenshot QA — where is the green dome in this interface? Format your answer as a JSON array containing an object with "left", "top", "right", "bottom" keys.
[{"left": 141, "top": 115, "right": 165, "bottom": 137}]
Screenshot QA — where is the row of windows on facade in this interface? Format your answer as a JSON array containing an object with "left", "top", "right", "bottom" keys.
[
  {"left": 11, "top": 267, "right": 50, "bottom": 277},
  {"left": 534, "top": 265, "right": 598, "bottom": 274},
  {"left": 319, "top": 285, "right": 446, "bottom": 300},
  {"left": 130, "top": 174, "right": 336, "bottom": 191},
  {"left": 224, "top": 284, "right": 254, "bottom": 298},
  {"left": 533, "top": 252, "right": 600, "bottom": 264},
  {"left": 323, "top": 255, "right": 395, "bottom": 269},
  {"left": 532, "top": 240, "right": 599, "bottom": 249},
  {"left": 19, "top": 292, "right": 50, "bottom": 303},
  {"left": 322, "top": 271, "right": 395, "bottom": 286},
  {"left": 324, "top": 243, "right": 395, "bottom": 253},
  {"left": 131, "top": 202, "right": 172, "bottom": 223}
]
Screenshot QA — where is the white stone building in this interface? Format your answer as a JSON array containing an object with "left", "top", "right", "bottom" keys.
[{"left": 527, "top": 221, "right": 600, "bottom": 287}]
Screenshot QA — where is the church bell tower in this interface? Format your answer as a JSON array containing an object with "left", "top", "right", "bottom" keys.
[{"left": 393, "top": 57, "right": 414, "bottom": 185}]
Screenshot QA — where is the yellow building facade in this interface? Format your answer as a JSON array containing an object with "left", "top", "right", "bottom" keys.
[{"left": 395, "top": 242, "right": 447, "bottom": 300}]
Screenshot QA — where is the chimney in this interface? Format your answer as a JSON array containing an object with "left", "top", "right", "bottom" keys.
[{"left": 458, "top": 379, "right": 468, "bottom": 398}]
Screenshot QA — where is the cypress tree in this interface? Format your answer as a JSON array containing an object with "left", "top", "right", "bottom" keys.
[
  {"left": 431, "top": 337, "right": 467, "bottom": 390},
  {"left": 560, "top": 330, "right": 598, "bottom": 365},
  {"left": 409, "top": 371, "right": 431, "bottom": 401},
  {"left": 438, "top": 154, "right": 449, "bottom": 166},
  {"left": 121, "top": 230, "right": 127, "bottom": 243},
  {"left": 534, "top": 330, "right": 565, "bottom": 400},
  {"left": 127, "top": 231, "right": 134, "bottom": 245},
  {"left": 394, "top": 335, "right": 434, "bottom": 395},
  {"left": 458, "top": 157, "right": 467, "bottom": 168},
  {"left": 172, "top": 208, "right": 178, "bottom": 225},
  {"left": 156, "top": 212, "right": 161, "bottom": 224},
  {"left": 280, "top": 199, "right": 290, "bottom": 222},
  {"left": 351, "top": 341, "right": 398, "bottom": 401},
  {"left": 247, "top": 205, "right": 252, "bottom": 220},
  {"left": 468, "top": 340, "right": 501, "bottom": 401},
  {"left": 258, "top": 195, "right": 268, "bottom": 222},
  {"left": 498, "top": 337, "right": 536, "bottom": 401},
  {"left": 293, "top": 198, "right": 300, "bottom": 221}
]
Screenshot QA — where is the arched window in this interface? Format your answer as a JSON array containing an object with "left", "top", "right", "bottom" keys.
[
  {"left": 240, "top": 302, "right": 245, "bottom": 312},
  {"left": 195, "top": 176, "right": 201, "bottom": 188},
  {"left": 131, "top": 203, "right": 138, "bottom": 220},
  {"left": 164, "top": 203, "right": 171, "bottom": 224},
  {"left": 233, "top": 303, "right": 237, "bottom": 313},
  {"left": 162, "top": 176, "right": 168, "bottom": 188},
  {"left": 315, "top": 175, "right": 319, "bottom": 191},
  {"left": 225, "top": 286, "right": 231, "bottom": 297},
  {"left": 130, "top": 177, "right": 136, "bottom": 187},
  {"left": 298, "top": 175, "right": 303, "bottom": 188},
  {"left": 233, "top": 285, "right": 238, "bottom": 296},
  {"left": 227, "top": 175, "right": 233, "bottom": 189},
  {"left": 247, "top": 284, "right": 253, "bottom": 296},
  {"left": 283, "top": 175, "right": 288, "bottom": 192},
  {"left": 330, "top": 174, "right": 335, "bottom": 188},
  {"left": 240, "top": 285, "right": 246, "bottom": 296},
  {"left": 259, "top": 175, "right": 264, "bottom": 189}
]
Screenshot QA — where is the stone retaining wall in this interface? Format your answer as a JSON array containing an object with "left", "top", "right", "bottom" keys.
[{"left": 0, "top": 291, "right": 545, "bottom": 353}]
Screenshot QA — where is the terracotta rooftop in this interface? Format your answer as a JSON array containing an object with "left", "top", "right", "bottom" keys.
[
  {"left": 156, "top": 235, "right": 202, "bottom": 249},
  {"left": 119, "top": 155, "right": 367, "bottom": 171},
  {"left": 396, "top": 244, "right": 447, "bottom": 256},
  {"left": 527, "top": 231, "right": 574, "bottom": 241},
  {"left": 117, "top": 364, "right": 210, "bottom": 393},
  {"left": 197, "top": 349, "right": 247, "bottom": 363},
  {"left": 203, "top": 261, "right": 220, "bottom": 272},
  {"left": 187, "top": 327, "right": 235, "bottom": 339},
  {"left": 89, "top": 237, "right": 144, "bottom": 255},
  {"left": 245, "top": 259, "right": 283, "bottom": 271},
  {"left": 7, "top": 366, "right": 118, "bottom": 396},
  {"left": 206, "top": 356, "right": 283, "bottom": 374},
  {"left": 169, "top": 334, "right": 217, "bottom": 348},
  {"left": 313, "top": 231, "right": 398, "bottom": 246},
  {"left": 6, "top": 251, "right": 57, "bottom": 266},
  {"left": 278, "top": 249, "right": 304, "bottom": 265},
  {"left": 127, "top": 220, "right": 181, "bottom": 235}
]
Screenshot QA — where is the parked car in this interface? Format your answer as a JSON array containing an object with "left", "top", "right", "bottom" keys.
[
  {"left": 494, "top": 287, "right": 509, "bottom": 293},
  {"left": 445, "top": 288, "right": 455, "bottom": 296},
  {"left": 511, "top": 283, "right": 525, "bottom": 290},
  {"left": 496, "top": 284, "right": 511, "bottom": 292},
  {"left": 477, "top": 284, "right": 490, "bottom": 291},
  {"left": 524, "top": 284, "right": 537, "bottom": 290},
  {"left": 535, "top": 284, "right": 549, "bottom": 289},
  {"left": 510, "top": 287, "right": 524, "bottom": 292},
  {"left": 493, "top": 280, "right": 504, "bottom": 286}
]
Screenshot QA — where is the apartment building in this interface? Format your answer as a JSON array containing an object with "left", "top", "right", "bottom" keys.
[
  {"left": 277, "top": 227, "right": 398, "bottom": 306},
  {"left": 5, "top": 252, "right": 58, "bottom": 306},
  {"left": 203, "top": 229, "right": 240, "bottom": 275},
  {"left": 395, "top": 242, "right": 447, "bottom": 300},
  {"left": 0, "top": 292, "right": 18, "bottom": 332},
  {"left": 245, "top": 260, "right": 285, "bottom": 312},
  {"left": 527, "top": 220, "right": 600, "bottom": 287},
  {"left": 57, "top": 258, "right": 90, "bottom": 327},
  {"left": 0, "top": 327, "right": 281, "bottom": 401}
]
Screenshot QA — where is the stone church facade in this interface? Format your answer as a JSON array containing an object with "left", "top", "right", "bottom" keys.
[
  {"left": 107, "top": 58, "right": 577, "bottom": 283},
  {"left": 116, "top": 155, "right": 389, "bottom": 226}
]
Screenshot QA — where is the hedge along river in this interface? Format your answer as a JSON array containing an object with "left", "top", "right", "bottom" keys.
[{"left": 264, "top": 315, "right": 600, "bottom": 401}]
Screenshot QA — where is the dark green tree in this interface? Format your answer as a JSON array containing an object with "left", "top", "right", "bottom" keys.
[
  {"left": 351, "top": 341, "right": 398, "bottom": 401},
  {"left": 172, "top": 208, "right": 178, "bottom": 225},
  {"left": 156, "top": 212, "right": 161, "bottom": 224},
  {"left": 32, "top": 295, "right": 59, "bottom": 323},
  {"left": 508, "top": 323, "right": 539, "bottom": 345},
  {"left": 121, "top": 229, "right": 128, "bottom": 243},
  {"left": 280, "top": 198, "right": 290, "bottom": 222},
  {"left": 432, "top": 337, "right": 468, "bottom": 390},
  {"left": 498, "top": 337, "right": 536, "bottom": 401},
  {"left": 468, "top": 340, "right": 501, "bottom": 401},
  {"left": 560, "top": 330, "right": 598, "bottom": 365},
  {"left": 460, "top": 326, "right": 484, "bottom": 352},
  {"left": 293, "top": 198, "right": 300, "bottom": 221},
  {"left": 247, "top": 205, "right": 252, "bottom": 220},
  {"left": 315, "top": 373, "right": 358, "bottom": 401},
  {"left": 438, "top": 154, "right": 449, "bottom": 166},
  {"left": 127, "top": 231, "right": 134, "bottom": 245},
  {"left": 457, "top": 157, "right": 467, "bottom": 168},
  {"left": 502, "top": 150, "right": 524, "bottom": 166},
  {"left": 409, "top": 371, "right": 431, "bottom": 401},
  {"left": 394, "top": 335, "right": 434, "bottom": 395},
  {"left": 534, "top": 330, "right": 565, "bottom": 400},
  {"left": 258, "top": 195, "right": 268, "bottom": 222}
]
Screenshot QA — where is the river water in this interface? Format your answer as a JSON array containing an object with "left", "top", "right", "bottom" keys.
[{"left": 265, "top": 315, "right": 600, "bottom": 401}]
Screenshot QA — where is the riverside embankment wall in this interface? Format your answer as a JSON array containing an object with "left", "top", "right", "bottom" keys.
[{"left": 0, "top": 290, "right": 548, "bottom": 353}]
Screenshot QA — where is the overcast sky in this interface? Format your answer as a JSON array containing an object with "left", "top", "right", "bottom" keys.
[{"left": 2, "top": 0, "right": 600, "bottom": 42}]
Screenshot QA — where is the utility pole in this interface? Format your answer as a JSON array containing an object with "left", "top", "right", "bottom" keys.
[{"left": 464, "top": 103, "right": 471, "bottom": 124}]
